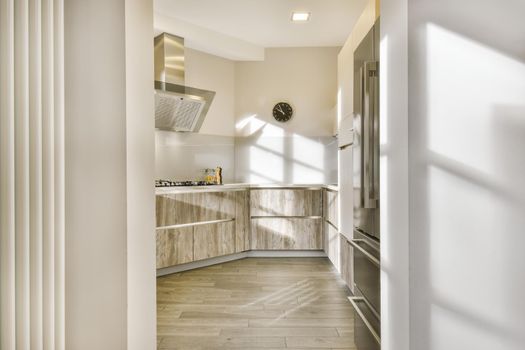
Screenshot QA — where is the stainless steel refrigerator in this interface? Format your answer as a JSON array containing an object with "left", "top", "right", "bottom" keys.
[{"left": 348, "top": 18, "right": 381, "bottom": 350}]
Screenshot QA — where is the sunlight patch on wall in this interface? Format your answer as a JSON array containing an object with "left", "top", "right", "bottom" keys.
[{"left": 426, "top": 23, "right": 525, "bottom": 176}]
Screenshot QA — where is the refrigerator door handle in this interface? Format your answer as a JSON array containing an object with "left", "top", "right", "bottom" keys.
[{"left": 363, "top": 61, "right": 378, "bottom": 208}]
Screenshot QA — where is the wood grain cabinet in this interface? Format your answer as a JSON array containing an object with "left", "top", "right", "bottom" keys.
[
  {"left": 156, "top": 190, "right": 249, "bottom": 269},
  {"left": 156, "top": 191, "right": 237, "bottom": 227},
  {"left": 325, "top": 222, "right": 340, "bottom": 270},
  {"left": 250, "top": 189, "right": 322, "bottom": 217},
  {"left": 324, "top": 189, "right": 338, "bottom": 228},
  {"left": 194, "top": 221, "right": 236, "bottom": 261},
  {"left": 251, "top": 218, "right": 322, "bottom": 250},
  {"left": 323, "top": 189, "right": 340, "bottom": 271},
  {"left": 156, "top": 227, "right": 193, "bottom": 268},
  {"left": 340, "top": 235, "right": 353, "bottom": 288},
  {"left": 235, "top": 190, "right": 250, "bottom": 252},
  {"left": 250, "top": 189, "right": 323, "bottom": 250}
]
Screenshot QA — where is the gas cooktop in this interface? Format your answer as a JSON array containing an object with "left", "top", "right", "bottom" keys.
[{"left": 155, "top": 180, "right": 217, "bottom": 187}]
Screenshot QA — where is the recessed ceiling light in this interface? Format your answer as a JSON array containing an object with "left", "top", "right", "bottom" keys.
[{"left": 291, "top": 12, "right": 310, "bottom": 22}]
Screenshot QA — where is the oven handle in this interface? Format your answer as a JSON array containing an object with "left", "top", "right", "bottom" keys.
[
  {"left": 348, "top": 296, "right": 381, "bottom": 345},
  {"left": 347, "top": 239, "right": 380, "bottom": 267}
]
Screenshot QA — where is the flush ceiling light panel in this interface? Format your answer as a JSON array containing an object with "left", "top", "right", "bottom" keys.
[{"left": 291, "top": 12, "right": 310, "bottom": 22}]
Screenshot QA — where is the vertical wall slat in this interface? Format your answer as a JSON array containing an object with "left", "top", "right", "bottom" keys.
[
  {"left": 0, "top": 0, "right": 16, "bottom": 348},
  {"left": 2, "top": 0, "right": 64, "bottom": 348},
  {"left": 14, "top": 0, "right": 31, "bottom": 348},
  {"left": 53, "top": 0, "right": 65, "bottom": 348},
  {"left": 29, "top": 0, "right": 44, "bottom": 348},
  {"left": 42, "top": 0, "right": 56, "bottom": 347}
]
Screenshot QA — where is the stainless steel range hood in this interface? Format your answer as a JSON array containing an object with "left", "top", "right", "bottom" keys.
[{"left": 154, "top": 33, "right": 216, "bottom": 132}]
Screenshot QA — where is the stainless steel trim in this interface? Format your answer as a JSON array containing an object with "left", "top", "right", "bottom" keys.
[
  {"left": 348, "top": 296, "right": 381, "bottom": 345},
  {"left": 348, "top": 239, "right": 380, "bottom": 267},
  {"left": 251, "top": 216, "right": 322, "bottom": 219},
  {"left": 156, "top": 218, "right": 235, "bottom": 230},
  {"left": 154, "top": 33, "right": 216, "bottom": 133},
  {"left": 363, "top": 61, "right": 378, "bottom": 209}
]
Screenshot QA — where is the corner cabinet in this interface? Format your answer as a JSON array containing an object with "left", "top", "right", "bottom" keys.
[
  {"left": 155, "top": 189, "right": 249, "bottom": 270},
  {"left": 250, "top": 188, "right": 323, "bottom": 250}
]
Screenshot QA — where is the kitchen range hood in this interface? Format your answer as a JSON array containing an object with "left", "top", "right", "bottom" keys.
[{"left": 154, "top": 33, "right": 216, "bottom": 132}]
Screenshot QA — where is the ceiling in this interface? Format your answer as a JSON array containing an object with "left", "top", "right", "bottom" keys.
[{"left": 154, "top": 0, "right": 368, "bottom": 48}]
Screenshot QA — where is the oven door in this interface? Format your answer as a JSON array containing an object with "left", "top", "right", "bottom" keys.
[{"left": 349, "top": 229, "right": 380, "bottom": 314}]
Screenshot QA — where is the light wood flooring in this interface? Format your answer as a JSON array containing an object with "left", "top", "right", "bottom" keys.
[{"left": 157, "top": 257, "right": 355, "bottom": 349}]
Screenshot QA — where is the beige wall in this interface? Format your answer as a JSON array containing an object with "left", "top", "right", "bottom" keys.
[
  {"left": 233, "top": 47, "right": 340, "bottom": 184},
  {"left": 157, "top": 47, "right": 340, "bottom": 183},
  {"left": 235, "top": 47, "right": 339, "bottom": 138},
  {"left": 185, "top": 48, "right": 235, "bottom": 137}
]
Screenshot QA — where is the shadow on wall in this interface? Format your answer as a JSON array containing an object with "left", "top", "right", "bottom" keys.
[
  {"left": 408, "top": 12, "right": 525, "bottom": 350},
  {"left": 234, "top": 115, "right": 338, "bottom": 184}
]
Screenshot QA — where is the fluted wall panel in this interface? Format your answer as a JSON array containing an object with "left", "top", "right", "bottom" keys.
[{"left": 0, "top": 0, "right": 64, "bottom": 349}]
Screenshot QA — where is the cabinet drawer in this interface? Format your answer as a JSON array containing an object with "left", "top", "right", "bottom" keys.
[
  {"left": 156, "top": 227, "right": 193, "bottom": 268},
  {"left": 251, "top": 218, "right": 322, "bottom": 250},
  {"left": 194, "top": 221, "right": 236, "bottom": 261},
  {"left": 156, "top": 191, "right": 237, "bottom": 227},
  {"left": 250, "top": 189, "right": 322, "bottom": 217}
]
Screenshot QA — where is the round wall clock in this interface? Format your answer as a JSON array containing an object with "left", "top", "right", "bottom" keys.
[{"left": 272, "top": 102, "right": 293, "bottom": 123}]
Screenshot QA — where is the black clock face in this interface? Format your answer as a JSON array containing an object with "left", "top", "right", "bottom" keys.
[{"left": 272, "top": 102, "right": 293, "bottom": 123}]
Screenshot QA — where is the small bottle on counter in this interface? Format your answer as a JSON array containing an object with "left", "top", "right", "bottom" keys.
[{"left": 215, "top": 166, "right": 222, "bottom": 185}]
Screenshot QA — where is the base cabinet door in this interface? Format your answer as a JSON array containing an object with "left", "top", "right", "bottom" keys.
[
  {"left": 340, "top": 235, "right": 353, "bottom": 289},
  {"left": 156, "top": 227, "right": 194, "bottom": 268},
  {"left": 251, "top": 218, "right": 322, "bottom": 250},
  {"left": 194, "top": 221, "right": 236, "bottom": 261},
  {"left": 326, "top": 223, "right": 340, "bottom": 271},
  {"left": 235, "top": 190, "right": 250, "bottom": 253}
]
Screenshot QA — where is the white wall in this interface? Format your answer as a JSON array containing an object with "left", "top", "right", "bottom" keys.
[
  {"left": 156, "top": 132, "right": 235, "bottom": 182},
  {"left": 157, "top": 46, "right": 339, "bottom": 184},
  {"left": 65, "top": 0, "right": 156, "bottom": 349},
  {"left": 406, "top": 1, "right": 525, "bottom": 349},
  {"left": 124, "top": 0, "right": 157, "bottom": 349},
  {"left": 155, "top": 47, "right": 237, "bottom": 182},
  {"left": 185, "top": 48, "right": 235, "bottom": 137},
  {"left": 383, "top": 0, "right": 525, "bottom": 349},
  {"left": 380, "top": 0, "right": 410, "bottom": 349},
  {"left": 234, "top": 47, "right": 339, "bottom": 184}
]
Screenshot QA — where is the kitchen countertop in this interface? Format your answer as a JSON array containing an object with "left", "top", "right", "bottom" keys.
[{"left": 155, "top": 183, "right": 339, "bottom": 195}]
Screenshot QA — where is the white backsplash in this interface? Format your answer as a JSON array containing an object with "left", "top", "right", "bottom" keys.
[
  {"left": 155, "top": 131, "right": 235, "bottom": 182},
  {"left": 235, "top": 135, "right": 338, "bottom": 184},
  {"left": 156, "top": 131, "right": 338, "bottom": 184}
]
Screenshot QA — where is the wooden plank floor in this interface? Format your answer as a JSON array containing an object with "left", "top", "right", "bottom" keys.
[{"left": 157, "top": 257, "right": 355, "bottom": 349}]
